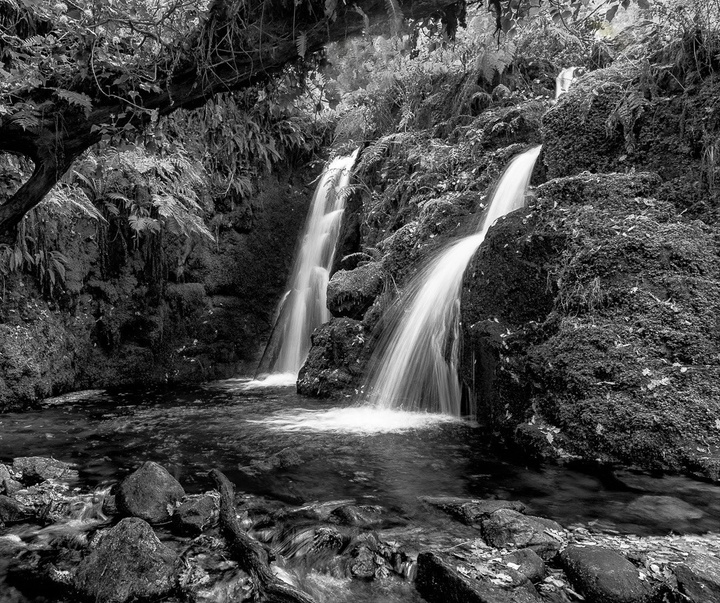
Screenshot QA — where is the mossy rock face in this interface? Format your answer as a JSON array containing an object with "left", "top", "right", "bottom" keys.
[
  {"left": 542, "top": 67, "right": 720, "bottom": 215},
  {"left": 462, "top": 171, "right": 720, "bottom": 479}
]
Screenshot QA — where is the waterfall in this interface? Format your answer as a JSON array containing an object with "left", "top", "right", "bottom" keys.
[
  {"left": 362, "top": 145, "right": 542, "bottom": 415},
  {"left": 255, "top": 151, "right": 358, "bottom": 382},
  {"left": 555, "top": 67, "right": 578, "bottom": 99}
]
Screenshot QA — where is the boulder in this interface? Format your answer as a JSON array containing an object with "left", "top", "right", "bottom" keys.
[
  {"left": 74, "top": 517, "right": 177, "bottom": 603},
  {"left": 461, "top": 170, "right": 720, "bottom": 480},
  {"left": 421, "top": 496, "right": 526, "bottom": 525},
  {"left": 481, "top": 509, "right": 564, "bottom": 561},
  {"left": 0, "top": 463, "right": 22, "bottom": 496},
  {"left": 12, "top": 457, "right": 78, "bottom": 483},
  {"left": 560, "top": 545, "right": 654, "bottom": 603},
  {"left": 0, "top": 494, "right": 31, "bottom": 524},
  {"left": 329, "top": 504, "right": 386, "bottom": 528},
  {"left": 674, "top": 553, "right": 720, "bottom": 603},
  {"left": 116, "top": 461, "right": 185, "bottom": 524},
  {"left": 502, "top": 549, "right": 546, "bottom": 584},
  {"left": 172, "top": 494, "right": 218, "bottom": 536},
  {"left": 297, "top": 318, "right": 366, "bottom": 397},
  {"left": 416, "top": 552, "right": 543, "bottom": 603},
  {"left": 327, "top": 262, "right": 384, "bottom": 319},
  {"left": 623, "top": 495, "right": 704, "bottom": 525}
]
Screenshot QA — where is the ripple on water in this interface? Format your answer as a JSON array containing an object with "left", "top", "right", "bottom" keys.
[{"left": 247, "top": 406, "right": 463, "bottom": 434}]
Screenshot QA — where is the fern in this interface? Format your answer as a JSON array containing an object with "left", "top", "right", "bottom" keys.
[
  {"left": 296, "top": 32, "right": 307, "bottom": 59},
  {"left": 384, "top": 0, "right": 404, "bottom": 32},
  {"left": 54, "top": 89, "right": 93, "bottom": 115}
]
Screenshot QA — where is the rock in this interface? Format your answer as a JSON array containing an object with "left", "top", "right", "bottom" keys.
[
  {"left": 674, "top": 553, "right": 720, "bottom": 603},
  {"left": 116, "top": 461, "right": 185, "bottom": 524},
  {"left": 327, "top": 262, "right": 384, "bottom": 319},
  {"left": 560, "top": 545, "right": 654, "bottom": 603},
  {"left": 74, "top": 517, "right": 178, "bottom": 603},
  {"left": 12, "top": 457, "right": 78, "bottom": 483},
  {"left": 329, "top": 504, "right": 386, "bottom": 528},
  {"left": 481, "top": 509, "right": 564, "bottom": 561},
  {"left": 0, "top": 494, "right": 31, "bottom": 524},
  {"left": 421, "top": 496, "right": 526, "bottom": 525},
  {"left": 0, "top": 463, "right": 22, "bottom": 496},
  {"left": 249, "top": 448, "right": 303, "bottom": 473},
  {"left": 416, "top": 552, "right": 543, "bottom": 603},
  {"left": 297, "top": 318, "right": 366, "bottom": 397},
  {"left": 350, "top": 543, "right": 377, "bottom": 580},
  {"left": 492, "top": 84, "right": 511, "bottom": 102},
  {"left": 503, "top": 549, "right": 546, "bottom": 584},
  {"left": 173, "top": 494, "right": 218, "bottom": 535},
  {"left": 461, "top": 169, "right": 720, "bottom": 481},
  {"left": 623, "top": 495, "right": 704, "bottom": 525}
]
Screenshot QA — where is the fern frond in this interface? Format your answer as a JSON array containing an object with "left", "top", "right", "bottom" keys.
[
  {"left": 296, "top": 32, "right": 307, "bottom": 59},
  {"left": 54, "top": 89, "right": 93, "bottom": 115},
  {"left": 384, "top": 0, "right": 404, "bottom": 31}
]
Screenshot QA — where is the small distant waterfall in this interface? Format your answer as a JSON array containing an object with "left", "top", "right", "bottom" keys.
[
  {"left": 555, "top": 67, "right": 578, "bottom": 99},
  {"left": 362, "top": 145, "right": 542, "bottom": 415},
  {"left": 256, "top": 151, "right": 358, "bottom": 381}
]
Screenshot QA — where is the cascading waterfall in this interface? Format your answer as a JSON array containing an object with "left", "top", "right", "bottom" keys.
[
  {"left": 255, "top": 151, "right": 358, "bottom": 383},
  {"left": 362, "top": 145, "right": 542, "bottom": 416}
]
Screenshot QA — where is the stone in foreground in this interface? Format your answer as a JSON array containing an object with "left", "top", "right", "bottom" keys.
[
  {"left": 116, "top": 461, "right": 185, "bottom": 524},
  {"left": 674, "top": 553, "right": 720, "bottom": 603},
  {"left": 481, "top": 509, "right": 564, "bottom": 561},
  {"left": 74, "top": 517, "right": 178, "bottom": 603},
  {"left": 416, "top": 552, "right": 543, "bottom": 603},
  {"left": 560, "top": 545, "right": 654, "bottom": 603}
]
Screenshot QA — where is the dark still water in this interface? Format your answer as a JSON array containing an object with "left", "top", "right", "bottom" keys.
[{"left": 1, "top": 379, "right": 720, "bottom": 535}]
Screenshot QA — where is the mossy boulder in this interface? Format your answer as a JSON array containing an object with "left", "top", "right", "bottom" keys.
[
  {"left": 327, "top": 262, "right": 384, "bottom": 320},
  {"left": 297, "top": 318, "right": 366, "bottom": 397},
  {"left": 462, "top": 171, "right": 720, "bottom": 479}
]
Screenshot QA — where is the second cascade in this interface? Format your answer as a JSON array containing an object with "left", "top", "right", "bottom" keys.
[{"left": 361, "top": 145, "right": 542, "bottom": 416}]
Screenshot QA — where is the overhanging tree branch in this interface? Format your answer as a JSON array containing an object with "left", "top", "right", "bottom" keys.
[{"left": 0, "top": 0, "right": 462, "bottom": 242}]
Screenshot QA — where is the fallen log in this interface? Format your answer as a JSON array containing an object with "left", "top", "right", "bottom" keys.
[{"left": 209, "top": 469, "right": 316, "bottom": 603}]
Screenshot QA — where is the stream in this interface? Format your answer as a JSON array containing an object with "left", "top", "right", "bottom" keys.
[{"left": 1, "top": 379, "right": 720, "bottom": 602}]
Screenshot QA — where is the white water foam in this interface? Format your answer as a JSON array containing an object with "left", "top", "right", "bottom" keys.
[{"left": 248, "top": 406, "right": 462, "bottom": 434}]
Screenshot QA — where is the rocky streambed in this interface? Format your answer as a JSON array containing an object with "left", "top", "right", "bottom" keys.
[{"left": 1, "top": 455, "right": 719, "bottom": 603}]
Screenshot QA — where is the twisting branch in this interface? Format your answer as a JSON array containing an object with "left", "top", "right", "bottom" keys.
[{"left": 209, "top": 469, "right": 316, "bottom": 603}]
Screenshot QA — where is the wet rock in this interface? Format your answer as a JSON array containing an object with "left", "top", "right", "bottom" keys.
[
  {"left": 75, "top": 517, "right": 177, "bottom": 603},
  {"left": 421, "top": 496, "right": 526, "bottom": 525},
  {"left": 481, "top": 509, "right": 564, "bottom": 561},
  {"left": 116, "top": 461, "right": 185, "bottom": 524},
  {"left": 327, "top": 262, "right": 384, "bottom": 320},
  {"left": 503, "top": 549, "right": 546, "bottom": 584},
  {"left": 674, "top": 553, "right": 720, "bottom": 603},
  {"left": 297, "top": 318, "right": 366, "bottom": 397},
  {"left": 560, "top": 545, "right": 654, "bottom": 603},
  {"left": 13, "top": 457, "right": 78, "bottom": 483},
  {"left": 102, "top": 491, "right": 118, "bottom": 516},
  {"left": 173, "top": 494, "right": 218, "bottom": 536},
  {"left": 623, "top": 495, "right": 704, "bottom": 525},
  {"left": 249, "top": 448, "right": 303, "bottom": 473},
  {"left": 0, "top": 494, "right": 31, "bottom": 524},
  {"left": 329, "top": 504, "right": 386, "bottom": 528},
  {"left": 0, "top": 463, "right": 22, "bottom": 496},
  {"left": 416, "top": 552, "right": 543, "bottom": 603},
  {"left": 350, "top": 543, "right": 377, "bottom": 580}
]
